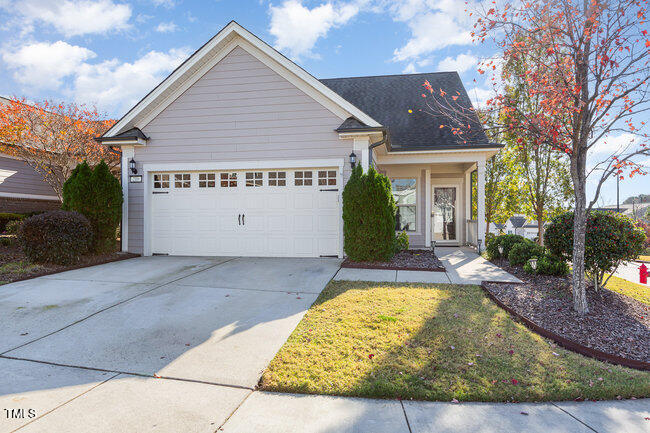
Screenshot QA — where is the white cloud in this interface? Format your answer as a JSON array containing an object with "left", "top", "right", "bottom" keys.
[
  {"left": 467, "top": 86, "right": 493, "bottom": 107},
  {"left": 14, "top": 0, "right": 132, "bottom": 37},
  {"left": 2, "top": 41, "right": 96, "bottom": 89},
  {"left": 438, "top": 52, "right": 478, "bottom": 73},
  {"left": 73, "top": 48, "right": 190, "bottom": 112},
  {"left": 156, "top": 21, "right": 178, "bottom": 33},
  {"left": 590, "top": 133, "right": 639, "bottom": 155},
  {"left": 151, "top": 0, "right": 176, "bottom": 7},
  {"left": 402, "top": 62, "right": 418, "bottom": 73},
  {"left": 269, "top": 0, "right": 364, "bottom": 59},
  {"left": 393, "top": 12, "right": 471, "bottom": 61}
]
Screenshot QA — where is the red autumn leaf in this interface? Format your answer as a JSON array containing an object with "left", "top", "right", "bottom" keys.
[
  {"left": 511, "top": 379, "right": 519, "bottom": 385},
  {"left": 368, "top": 354, "right": 374, "bottom": 359}
]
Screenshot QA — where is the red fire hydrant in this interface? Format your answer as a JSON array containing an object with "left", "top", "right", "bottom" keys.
[{"left": 641, "top": 263, "right": 648, "bottom": 285}]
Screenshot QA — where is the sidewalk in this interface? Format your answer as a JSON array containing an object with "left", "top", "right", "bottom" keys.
[
  {"left": 220, "top": 391, "right": 650, "bottom": 433},
  {"left": 334, "top": 247, "right": 522, "bottom": 284}
]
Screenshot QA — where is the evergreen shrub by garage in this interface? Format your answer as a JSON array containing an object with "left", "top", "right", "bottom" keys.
[
  {"left": 18, "top": 210, "right": 92, "bottom": 265},
  {"left": 508, "top": 240, "right": 545, "bottom": 266},
  {"left": 63, "top": 160, "right": 122, "bottom": 253},
  {"left": 486, "top": 234, "right": 526, "bottom": 260},
  {"left": 342, "top": 165, "right": 396, "bottom": 261},
  {"left": 545, "top": 211, "right": 646, "bottom": 287}
]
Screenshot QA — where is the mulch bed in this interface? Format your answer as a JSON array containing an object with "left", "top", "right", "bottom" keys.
[
  {"left": 0, "top": 240, "right": 139, "bottom": 285},
  {"left": 484, "top": 258, "right": 650, "bottom": 364},
  {"left": 341, "top": 249, "right": 445, "bottom": 272}
]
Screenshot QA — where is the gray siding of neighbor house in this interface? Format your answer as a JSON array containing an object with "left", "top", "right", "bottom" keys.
[
  {"left": 0, "top": 155, "right": 58, "bottom": 198},
  {"left": 127, "top": 46, "right": 351, "bottom": 253}
]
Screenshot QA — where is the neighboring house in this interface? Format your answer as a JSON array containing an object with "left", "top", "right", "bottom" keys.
[
  {"left": 97, "top": 22, "right": 502, "bottom": 257},
  {"left": 595, "top": 203, "right": 650, "bottom": 220},
  {"left": 0, "top": 97, "right": 60, "bottom": 213},
  {"left": 489, "top": 215, "right": 541, "bottom": 240}
]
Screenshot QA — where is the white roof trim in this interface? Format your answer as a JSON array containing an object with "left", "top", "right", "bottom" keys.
[{"left": 104, "top": 21, "right": 380, "bottom": 138}]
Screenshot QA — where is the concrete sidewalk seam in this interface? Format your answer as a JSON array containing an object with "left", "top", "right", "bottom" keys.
[
  {"left": 174, "top": 283, "right": 323, "bottom": 295},
  {"left": 550, "top": 402, "right": 600, "bottom": 433},
  {"left": 215, "top": 389, "right": 255, "bottom": 432},
  {"left": 399, "top": 400, "right": 413, "bottom": 433},
  {"left": 1, "top": 258, "right": 238, "bottom": 356},
  {"left": 0, "top": 355, "right": 255, "bottom": 391},
  {"left": 10, "top": 372, "right": 120, "bottom": 432}
]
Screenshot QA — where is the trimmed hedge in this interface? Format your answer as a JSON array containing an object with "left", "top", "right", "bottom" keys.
[
  {"left": 394, "top": 230, "right": 409, "bottom": 253},
  {"left": 0, "top": 213, "right": 24, "bottom": 233},
  {"left": 508, "top": 240, "right": 545, "bottom": 266},
  {"left": 18, "top": 210, "right": 92, "bottom": 265},
  {"left": 342, "top": 165, "right": 396, "bottom": 261},
  {"left": 62, "top": 160, "right": 122, "bottom": 253},
  {"left": 524, "top": 254, "right": 569, "bottom": 276},
  {"left": 486, "top": 234, "right": 526, "bottom": 260}
]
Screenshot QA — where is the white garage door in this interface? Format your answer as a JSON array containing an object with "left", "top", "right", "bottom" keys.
[{"left": 150, "top": 168, "right": 340, "bottom": 257}]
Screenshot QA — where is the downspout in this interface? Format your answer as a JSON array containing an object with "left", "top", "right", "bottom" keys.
[{"left": 368, "top": 129, "right": 388, "bottom": 168}]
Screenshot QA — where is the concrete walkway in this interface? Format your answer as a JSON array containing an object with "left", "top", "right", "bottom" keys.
[
  {"left": 334, "top": 247, "right": 522, "bottom": 284},
  {"left": 219, "top": 391, "right": 649, "bottom": 433}
]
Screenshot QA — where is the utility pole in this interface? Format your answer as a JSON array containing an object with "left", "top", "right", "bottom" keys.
[{"left": 616, "top": 174, "right": 620, "bottom": 213}]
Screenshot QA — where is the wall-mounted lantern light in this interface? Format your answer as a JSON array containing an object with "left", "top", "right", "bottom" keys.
[
  {"left": 129, "top": 158, "right": 138, "bottom": 174},
  {"left": 349, "top": 152, "right": 357, "bottom": 169}
]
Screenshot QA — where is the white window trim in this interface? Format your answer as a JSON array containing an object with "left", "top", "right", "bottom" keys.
[{"left": 391, "top": 177, "right": 418, "bottom": 234}]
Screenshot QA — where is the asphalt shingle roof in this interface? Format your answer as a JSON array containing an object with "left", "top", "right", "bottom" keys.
[{"left": 320, "top": 72, "right": 491, "bottom": 151}]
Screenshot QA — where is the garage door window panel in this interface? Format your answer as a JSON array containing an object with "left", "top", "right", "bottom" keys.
[
  {"left": 153, "top": 174, "right": 170, "bottom": 189},
  {"left": 318, "top": 170, "right": 337, "bottom": 186},
  {"left": 246, "top": 172, "right": 263, "bottom": 187},
  {"left": 199, "top": 173, "right": 216, "bottom": 188},
  {"left": 220, "top": 173, "right": 237, "bottom": 187},
  {"left": 174, "top": 173, "right": 191, "bottom": 188},
  {"left": 295, "top": 171, "right": 313, "bottom": 186},
  {"left": 268, "top": 171, "right": 286, "bottom": 186}
]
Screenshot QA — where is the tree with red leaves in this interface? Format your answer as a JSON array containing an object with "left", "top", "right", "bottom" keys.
[
  {"left": 0, "top": 97, "right": 118, "bottom": 200},
  {"left": 423, "top": 0, "right": 649, "bottom": 313}
]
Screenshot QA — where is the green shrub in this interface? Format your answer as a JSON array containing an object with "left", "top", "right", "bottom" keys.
[
  {"left": 508, "top": 240, "right": 545, "bottom": 266},
  {"left": 394, "top": 231, "right": 409, "bottom": 253},
  {"left": 0, "top": 213, "right": 24, "bottom": 233},
  {"left": 18, "top": 210, "right": 92, "bottom": 265},
  {"left": 343, "top": 165, "right": 396, "bottom": 261},
  {"left": 545, "top": 211, "right": 646, "bottom": 286},
  {"left": 524, "top": 254, "right": 569, "bottom": 276},
  {"left": 486, "top": 234, "right": 526, "bottom": 260},
  {"left": 62, "top": 160, "right": 122, "bottom": 253},
  {"left": 0, "top": 237, "right": 13, "bottom": 247},
  {"left": 4, "top": 219, "right": 22, "bottom": 235}
]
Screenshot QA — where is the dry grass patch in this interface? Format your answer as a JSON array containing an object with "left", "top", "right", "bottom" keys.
[
  {"left": 605, "top": 274, "right": 650, "bottom": 306},
  {"left": 260, "top": 281, "right": 650, "bottom": 402}
]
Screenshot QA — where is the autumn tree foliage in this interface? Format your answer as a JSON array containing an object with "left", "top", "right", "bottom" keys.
[
  {"left": 424, "top": 0, "right": 649, "bottom": 314},
  {"left": 0, "top": 97, "right": 118, "bottom": 199}
]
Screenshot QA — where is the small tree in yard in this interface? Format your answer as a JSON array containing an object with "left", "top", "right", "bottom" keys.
[
  {"left": 545, "top": 211, "right": 646, "bottom": 290},
  {"left": 63, "top": 160, "right": 122, "bottom": 253},
  {"left": 424, "top": 0, "right": 649, "bottom": 313},
  {"left": 0, "top": 98, "right": 118, "bottom": 199},
  {"left": 343, "top": 165, "right": 396, "bottom": 262}
]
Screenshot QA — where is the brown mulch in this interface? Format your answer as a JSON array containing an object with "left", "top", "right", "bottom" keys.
[
  {"left": 484, "top": 258, "right": 650, "bottom": 363},
  {"left": 341, "top": 249, "right": 445, "bottom": 272},
  {"left": 0, "top": 240, "right": 139, "bottom": 285}
]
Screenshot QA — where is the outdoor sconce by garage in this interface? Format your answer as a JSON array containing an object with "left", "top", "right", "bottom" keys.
[
  {"left": 349, "top": 152, "right": 357, "bottom": 169},
  {"left": 129, "top": 158, "right": 138, "bottom": 174}
]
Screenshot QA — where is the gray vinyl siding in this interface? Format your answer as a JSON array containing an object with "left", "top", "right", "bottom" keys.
[
  {"left": 127, "top": 46, "right": 351, "bottom": 254},
  {"left": 0, "top": 156, "right": 58, "bottom": 198}
]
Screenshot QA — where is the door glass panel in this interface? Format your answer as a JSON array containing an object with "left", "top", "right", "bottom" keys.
[{"left": 432, "top": 187, "right": 456, "bottom": 241}]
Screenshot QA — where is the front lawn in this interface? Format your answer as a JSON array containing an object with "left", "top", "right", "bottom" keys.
[
  {"left": 605, "top": 274, "right": 650, "bottom": 305},
  {"left": 260, "top": 281, "right": 650, "bottom": 402}
]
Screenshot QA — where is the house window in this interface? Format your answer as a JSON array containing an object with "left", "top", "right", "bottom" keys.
[
  {"left": 391, "top": 178, "right": 416, "bottom": 232},
  {"left": 174, "top": 173, "right": 191, "bottom": 188},
  {"left": 246, "top": 172, "right": 263, "bottom": 187},
  {"left": 268, "top": 171, "right": 286, "bottom": 186},
  {"left": 198, "top": 173, "right": 216, "bottom": 188},
  {"left": 294, "top": 171, "right": 313, "bottom": 186},
  {"left": 318, "top": 170, "right": 337, "bottom": 186},
  {"left": 220, "top": 172, "right": 237, "bottom": 187},
  {"left": 153, "top": 174, "right": 169, "bottom": 189}
]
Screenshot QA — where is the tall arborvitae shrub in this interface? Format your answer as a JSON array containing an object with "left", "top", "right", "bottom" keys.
[
  {"left": 342, "top": 165, "right": 396, "bottom": 261},
  {"left": 62, "top": 160, "right": 122, "bottom": 253}
]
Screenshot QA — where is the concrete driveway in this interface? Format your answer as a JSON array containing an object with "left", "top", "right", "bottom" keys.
[{"left": 0, "top": 256, "right": 341, "bottom": 432}]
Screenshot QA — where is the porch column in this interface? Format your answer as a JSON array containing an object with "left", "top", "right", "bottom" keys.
[
  {"left": 477, "top": 160, "right": 486, "bottom": 251},
  {"left": 120, "top": 145, "right": 134, "bottom": 253},
  {"left": 464, "top": 167, "right": 472, "bottom": 244},
  {"left": 353, "top": 137, "right": 370, "bottom": 172},
  {"left": 425, "top": 168, "right": 431, "bottom": 247}
]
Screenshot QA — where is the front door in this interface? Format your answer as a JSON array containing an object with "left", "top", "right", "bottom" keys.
[{"left": 432, "top": 186, "right": 458, "bottom": 244}]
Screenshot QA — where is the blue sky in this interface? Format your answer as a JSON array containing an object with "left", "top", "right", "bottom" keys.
[{"left": 0, "top": 0, "right": 646, "bottom": 205}]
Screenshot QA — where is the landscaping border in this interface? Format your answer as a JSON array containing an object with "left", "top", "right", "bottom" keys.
[
  {"left": 480, "top": 281, "right": 650, "bottom": 371},
  {"left": 2, "top": 253, "right": 140, "bottom": 285}
]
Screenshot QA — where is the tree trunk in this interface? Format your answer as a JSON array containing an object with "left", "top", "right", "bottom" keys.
[
  {"left": 570, "top": 154, "right": 589, "bottom": 314},
  {"left": 537, "top": 210, "right": 544, "bottom": 245}
]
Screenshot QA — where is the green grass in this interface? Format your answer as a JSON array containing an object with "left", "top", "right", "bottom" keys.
[
  {"left": 0, "top": 260, "right": 42, "bottom": 275},
  {"left": 605, "top": 274, "right": 650, "bottom": 305},
  {"left": 261, "top": 281, "right": 650, "bottom": 402},
  {"left": 638, "top": 255, "right": 650, "bottom": 262}
]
